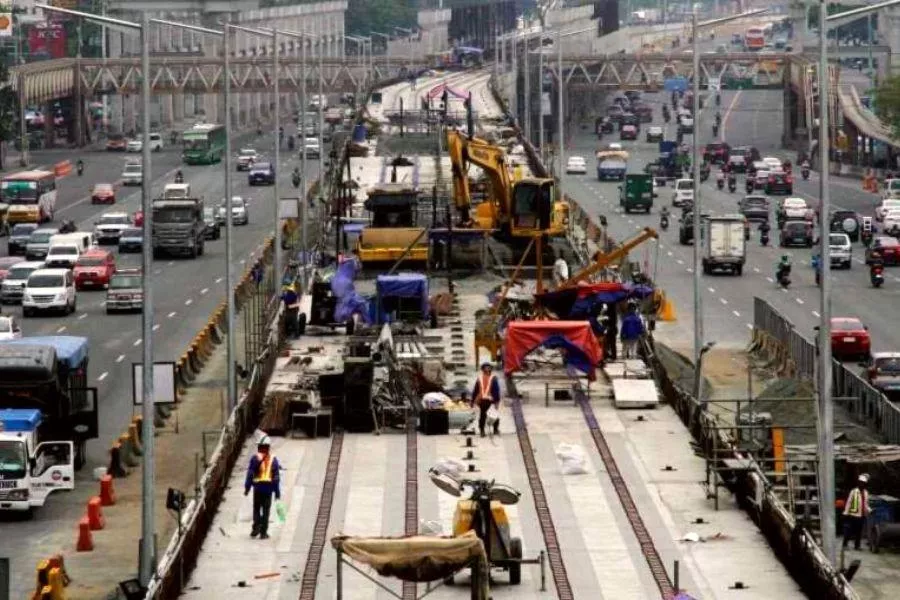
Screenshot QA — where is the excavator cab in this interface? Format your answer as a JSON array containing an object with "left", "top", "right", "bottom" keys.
[{"left": 510, "top": 179, "right": 567, "bottom": 238}]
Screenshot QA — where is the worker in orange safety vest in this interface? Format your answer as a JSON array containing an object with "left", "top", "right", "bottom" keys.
[
  {"left": 470, "top": 362, "right": 501, "bottom": 437},
  {"left": 244, "top": 433, "right": 281, "bottom": 539},
  {"left": 843, "top": 473, "right": 872, "bottom": 551}
]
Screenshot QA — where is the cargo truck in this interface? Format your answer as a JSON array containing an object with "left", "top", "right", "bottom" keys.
[
  {"left": 701, "top": 215, "right": 746, "bottom": 275},
  {"left": 152, "top": 184, "right": 205, "bottom": 259},
  {"left": 619, "top": 174, "right": 653, "bottom": 213}
]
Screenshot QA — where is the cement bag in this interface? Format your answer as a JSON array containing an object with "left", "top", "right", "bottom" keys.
[
  {"left": 432, "top": 457, "right": 467, "bottom": 478},
  {"left": 555, "top": 443, "right": 588, "bottom": 476},
  {"left": 486, "top": 405, "right": 500, "bottom": 426},
  {"left": 419, "top": 519, "right": 444, "bottom": 536},
  {"left": 423, "top": 391, "right": 452, "bottom": 410},
  {"left": 238, "top": 490, "right": 254, "bottom": 523}
]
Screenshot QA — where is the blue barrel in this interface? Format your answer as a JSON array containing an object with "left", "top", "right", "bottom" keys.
[
  {"left": 870, "top": 495, "right": 897, "bottom": 527},
  {"left": 352, "top": 124, "right": 367, "bottom": 144}
]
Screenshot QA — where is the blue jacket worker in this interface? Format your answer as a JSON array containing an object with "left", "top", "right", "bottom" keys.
[
  {"left": 244, "top": 434, "right": 281, "bottom": 539},
  {"left": 620, "top": 308, "right": 645, "bottom": 359},
  {"left": 281, "top": 284, "right": 300, "bottom": 338},
  {"left": 471, "top": 362, "right": 501, "bottom": 437}
]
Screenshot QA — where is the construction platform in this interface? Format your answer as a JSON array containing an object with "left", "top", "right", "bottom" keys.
[{"left": 183, "top": 275, "right": 803, "bottom": 600}]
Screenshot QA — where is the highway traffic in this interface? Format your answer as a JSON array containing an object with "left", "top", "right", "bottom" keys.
[{"left": 566, "top": 86, "right": 899, "bottom": 362}]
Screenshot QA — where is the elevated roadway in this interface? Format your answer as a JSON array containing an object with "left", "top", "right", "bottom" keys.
[{"left": 0, "top": 128, "right": 321, "bottom": 597}]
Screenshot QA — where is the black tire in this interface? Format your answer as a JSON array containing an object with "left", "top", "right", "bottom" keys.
[
  {"left": 509, "top": 537, "right": 522, "bottom": 585},
  {"left": 298, "top": 313, "right": 307, "bottom": 335},
  {"left": 22, "top": 308, "right": 32, "bottom": 318},
  {"left": 736, "top": 264, "right": 743, "bottom": 276},
  {"left": 198, "top": 242, "right": 205, "bottom": 256}
]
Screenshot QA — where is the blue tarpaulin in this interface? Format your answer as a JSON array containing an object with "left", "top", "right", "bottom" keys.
[
  {"left": 331, "top": 259, "right": 371, "bottom": 324},
  {"left": 352, "top": 124, "right": 367, "bottom": 144},
  {"left": 375, "top": 273, "right": 429, "bottom": 322},
  {"left": 664, "top": 77, "right": 689, "bottom": 92},
  {"left": 0, "top": 336, "right": 89, "bottom": 369},
  {"left": 343, "top": 223, "right": 366, "bottom": 234}
]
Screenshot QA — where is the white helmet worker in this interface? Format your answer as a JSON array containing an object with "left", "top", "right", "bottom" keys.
[
  {"left": 257, "top": 433, "right": 271, "bottom": 447},
  {"left": 859, "top": 473, "right": 870, "bottom": 484}
]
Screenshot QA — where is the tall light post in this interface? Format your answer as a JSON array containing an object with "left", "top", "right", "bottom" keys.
[
  {"left": 816, "top": 0, "right": 900, "bottom": 564},
  {"left": 553, "top": 28, "right": 593, "bottom": 206},
  {"left": 395, "top": 26, "right": 413, "bottom": 66},
  {"left": 227, "top": 23, "right": 285, "bottom": 278},
  {"left": 372, "top": 31, "right": 392, "bottom": 76},
  {"left": 688, "top": 10, "right": 768, "bottom": 403},
  {"left": 37, "top": 2, "right": 159, "bottom": 585}
]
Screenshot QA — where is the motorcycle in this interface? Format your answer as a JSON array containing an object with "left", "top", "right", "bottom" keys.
[
  {"left": 746, "top": 178, "right": 754, "bottom": 194},
  {"left": 760, "top": 232, "right": 770, "bottom": 246},
  {"left": 174, "top": 171, "right": 184, "bottom": 184},
  {"left": 777, "top": 265, "right": 792, "bottom": 288},
  {"left": 660, "top": 213, "right": 670, "bottom": 231},
  {"left": 288, "top": 135, "right": 295, "bottom": 151},
  {"left": 728, "top": 176, "right": 737, "bottom": 193},
  {"left": 716, "top": 177, "right": 725, "bottom": 190},
  {"left": 76, "top": 161, "right": 84, "bottom": 176},
  {"left": 871, "top": 264, "right": 885, "bottom": 288},
  {"left": 801, "top": 167, "right": 810, "bottom": 181}
]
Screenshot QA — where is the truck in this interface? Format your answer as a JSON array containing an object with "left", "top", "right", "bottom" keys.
[
  {"left": 0, "top": 336, "right": 99, "bottom": 512},
  {"left": 701, "top": 215, "right": 746, "bottom": 275},
  {"left": 152, "top": 184, "right": 205, "bottom": 259},
  {"left": 619, "top": 174, "right": 653, "bottom": 213}
]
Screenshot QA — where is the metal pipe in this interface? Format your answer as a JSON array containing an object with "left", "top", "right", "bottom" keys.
[
  {"left": 524, "top": 31, "right": 531, "bottom": 142},
  {"left": 817, "top": 1, "right": 836, "bottom": 565},
  {"left": 539, "top": 45, "right": 545, "bottom": 155},
  {"left": 273, "top": 29, "right": 282, "bottom": 277},
  {"left": 691, "top": 12, "right": 703, "bottom": 398},
  {"left": 224, "top": 22, "right": 236, "bottom": 413},
  {"left": 138, "top": 10, "right": 155, "bottom": 586},
  {"left": 557, "top": 29, "right": 564, "bottom": 201},
  {"left": 318, "top": 36, "right": 324, "bottom": 204}
]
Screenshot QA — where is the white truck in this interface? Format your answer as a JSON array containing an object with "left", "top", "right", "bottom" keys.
[
  {"left": 701, "top": 215, "right": 746, "bottom": 276},
  {"left": 0, "top": 409, "right": 76, "bottom": 512}
]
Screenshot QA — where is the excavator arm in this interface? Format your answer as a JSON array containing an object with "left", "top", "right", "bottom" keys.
[{"left": 557, "top": 227, "right": 658, "bottom": 289}]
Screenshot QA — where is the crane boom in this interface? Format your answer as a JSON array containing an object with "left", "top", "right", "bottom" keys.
[{"left": 557, "top": 227, "right": 658, "bottom": 289}]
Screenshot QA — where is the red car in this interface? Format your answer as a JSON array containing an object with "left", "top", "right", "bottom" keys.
[
  {"left": 133, "top": 210, "right": 144, "bottom": 227},
  {"left": 620, "top": 124, "right": 638, "bottom": 140},
  {"left": 91, "top": 183, "right": 116, "bottom": 205},
  {"left": 830, "top": 317, "right": 871, "bottom": 361},
  {"left": 73, "top": 249, "right": 116, "bottom": 290}
]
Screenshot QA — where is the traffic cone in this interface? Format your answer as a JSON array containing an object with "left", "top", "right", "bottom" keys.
[
  {"left": 76, "top": 518, "right": 93, "bottom": 552},
  {"left": 99, "top": 475, "right": 116, "bottom": 506},
  {"left": 86, "top": 497, "right": 104, "bottom": 531},
  {"left": 659, "top": 297, "right": 676, "bottom": 322}
]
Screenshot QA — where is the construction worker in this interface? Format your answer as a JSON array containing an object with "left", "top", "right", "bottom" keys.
[
  {"left": 843, "top": 473, "right": 871, "bottom": 550},
  {"left": 281, "top": 283, "right": 300, "bottom": 338},
  {"left": 620, "top": 301, "right": 645, "bottom": 359},
  {"left": 244, "top": 434, "right": 281, "bottom": 539},
  {"left": 470, "top": 362, "right": 501, "bottom": 437},
  {"left": 552, "top": 250, "right": 570, "bottom": 287}
]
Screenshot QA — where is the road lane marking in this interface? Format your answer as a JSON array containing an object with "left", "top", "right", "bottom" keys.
[
  {"left": 753, "top": 267, "right": 760, "bottom": 273},
  {"left": 796, "top": 297, "right": 804, "bottom": 304},
  {"left": 78, "top": 313, "right": 87, "bottom": 320},
  {"left": 812, "top": 310, "right": 821, "bottom": 318},
  {"left": 167, "top": 311, "right": 176, "bottom": 318},
  {"left": 133, "top": 338, "right": 142, "bottom": 346},
  {"left": 707, "top": 287, "right": 715, "bottom": 293},
  {"left": 98, "top": 372, "right": 108, "bottom": 382},
  {"left": 200, "top": 288, "right": 209, "bottom": 295},
  {"left": 733, "top": 310, "right": 741, "bottom": 317},
  {"left": 216, "top": 277, "right": 224, "bottom": 283},
  {"left": 677, "top": 259, "right": 684, "bottom": 265},
  {"left": 766, "top": 277, "right": 774, "bottom": 282},
  {"left": 687, "top": 267, "right": 693, "bottom": 273},
  {"left": 185, "top": 299, "right": 193, "bottom": 306},
  {"left": 167, "top": 261, "right": 175, "bottom": 266},
  {"left": 746, "top": 323, "right": 753, "bottom": 330},
  {"left": 116, "top": 354, "right": 125, "bottom": 363},
  {"left": 721, "top": 90, "right": 743, "bottom": 143},
  {"left": 152, "top": 324, "right": 160, "bottom": 331},
  {"left": 56, "top": 326, "right": 66, "bottom": 333},
  {"left": 154, "top": 269, "right": 162, "bottom": 275},
  {"left": 720, "top": 298, "right": 728, "bottom": 305},
  {"left": 667, "top": 251, "right": 673, "bottom": 257}
]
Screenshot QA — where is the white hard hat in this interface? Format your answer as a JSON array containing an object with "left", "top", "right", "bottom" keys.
[
  {"left": 258, "top": 434, "right": 271, "bottom": 447},
  {"left": 859, "top": 473, "right": 869, "bottom": 483}
]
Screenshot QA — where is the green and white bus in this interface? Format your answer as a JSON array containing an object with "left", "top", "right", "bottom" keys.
[{"left": 182, "top": 123, "right": 226, "bottom": 165}]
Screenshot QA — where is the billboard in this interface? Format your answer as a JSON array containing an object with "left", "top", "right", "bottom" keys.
[{"left": 28, "top": 22, "right": 67, "bottom": 59}]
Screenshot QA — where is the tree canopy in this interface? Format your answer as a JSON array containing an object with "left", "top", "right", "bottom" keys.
[
  {"left": 345, "top": 0, "right": 417, "bottom": 38},
  {"left": 874, "top": 76, "right": 900, "bottom": 139}
]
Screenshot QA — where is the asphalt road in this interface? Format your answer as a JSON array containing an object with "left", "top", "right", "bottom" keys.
[
  {"left": 565, "top": 86, "right": 900, "bottom": 358},
  {"left": 0, "top": 130, "right": 320, "bottom": 582}
]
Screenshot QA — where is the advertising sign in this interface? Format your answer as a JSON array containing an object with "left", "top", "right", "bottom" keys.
[
  {"left": 0, "top": 14, "right": 12, "bottom": 38},
  {"left": 28, "top": 22, "right": 67, "bottom": 60}
]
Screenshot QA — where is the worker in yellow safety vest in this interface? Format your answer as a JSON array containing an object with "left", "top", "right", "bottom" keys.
[
  {"left": 843, "top": 473, "right": 871, "bottom": 551},
  {"left": 244, "top": 433, "right": 282, "bottom": 539},
  {"left": 470, "top": 362, "right": 501, "bottom": 437}
]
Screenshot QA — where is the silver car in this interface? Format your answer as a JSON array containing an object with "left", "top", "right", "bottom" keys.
[
  {"left": 828, "top": 233, "right": 852, "bottom": 269},
  {"left": 218, "top": 197, "right": 249, "bottom": 226}
]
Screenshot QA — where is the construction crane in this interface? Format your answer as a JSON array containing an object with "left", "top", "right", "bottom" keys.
[
  {"left": 556, "top": 227, "right": 658, "bottom": 290},
  {"left": 447, "top": 128, "right": 568, "bottom": 239}
]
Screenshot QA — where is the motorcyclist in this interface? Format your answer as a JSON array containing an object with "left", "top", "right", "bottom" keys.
[
  {"left": 715, "top": 92, "right": 721, "bottom": 107},
  {"left": 746, "top": 176, "right": 754, "bottom": 193},
  {"left": 715, "top": 111, "right": 722, "bottom": 127},
  {"left": 759, "top": 221, "right": 771, "bottom": 244},
  {"left": 712, "top": 123, "right": 719, "bottom": 138},
  {"left": 870, "top": 251, "right": 884, "bottom": 285},
  {"left": 660, "top": 206, "right": 670, "bottom": 230},
  {"left": 76, "top": 159, "right": 84, "bottom": 176},
  {"left": 811, "top": 253, "right": 822, "bottom": 284},
  {"left": 716, "top": 169, "right": 726, "bottom": 189},
  {"left": 291, "top": 166, "right": 301, "bottom": 188},
  {"left": 174, "top": 169, "right": 184, "bottom": 183},
  {"left": 776, "top": 255, "right": 791, "bottom": 282}
]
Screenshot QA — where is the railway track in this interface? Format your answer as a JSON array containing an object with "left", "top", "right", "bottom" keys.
[
  {"left": 298, "top": 431, "right": 345, "bottom": 600},
  {"left": 510, "top": 398, "right": 575, "bottom": 599}
]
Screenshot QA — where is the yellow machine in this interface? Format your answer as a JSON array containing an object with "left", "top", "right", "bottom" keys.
[
  {"left": 447, "top": 128, "right": 568, "bottom": 239},
  {"left": 355, "top": 183, "right": 429, "bottom": 264},
  {"left": 555, "top": 227, "right": 658, "bottom": 290}
]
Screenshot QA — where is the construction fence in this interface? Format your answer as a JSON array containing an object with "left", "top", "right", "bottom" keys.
[{"left": 751, "top": 297, "right": 900, "bottom": 445}]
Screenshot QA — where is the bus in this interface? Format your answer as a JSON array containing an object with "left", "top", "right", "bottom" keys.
[
  {"left": 1, "top": 170, "right": 57, "bottom": 224},
  {"left": 182, "top": 123, "right": 226, "bottom": 165},
  {"left": 745, "top": 28, "right": 765, "bottom": 51}
]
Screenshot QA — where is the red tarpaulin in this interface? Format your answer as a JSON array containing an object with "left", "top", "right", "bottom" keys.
[
  {"left": 503, "top": 321, "right": 602, "bottom": 380},
  {"left": 426, "top": 83, "right": 468, "bottom": 101}
]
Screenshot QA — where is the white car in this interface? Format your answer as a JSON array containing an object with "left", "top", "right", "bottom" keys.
[
  {"left": 606, "top": 142, "right": 623, "bottom": 151},
  {"left": 219, "top": 197, "right": 249, "bottom": 226},
  {"left": 0, "top": 261, "right": 45, "bottom": 304},
  {"left": 678, "top": 116, "right": 694, "bottom": 133},
  {"left": 672, "top": 178, "right": 694, "bottom": 207},
  {"left": 566, "top": 156, "right": 587, "bottom": 174},
  {"left": 779, "top": 197, "right": 810, "bottom": 220},
  {"left": 0, "top": 315, "right": 22, "bottom": 340},
  {"left": 828, "top": 233, "right": 852, "bottom": 269},
  {"left": 883, "top": 209, "right": 900, "bottom": 231},
  {"left": 876, "top": 199, "right": 900, "bottom": 221},
  {"left": 762, "top": 156, "right": 782, "bottom": 170},
  {"left": 236, "top": 148, "right": 259, "bottom": 171},
  {"left": 94, "top": 212, "right": 133, "bottom": 243},
  {"left": 882, "top": 179, "right": 900, "bottom": 200},
  {"left": 121, "top": 161, "right": 143, "bottom": 186},
  {"left": 304, "top": 137, "right": 321, "bottom": 158},
  {"left": 309, "top": 94, "right": 328, "bottom": 110},
  {"left": 126, "top": 132, "right": 163, "bottom": 152},
  {"left": 44, "top": 242, "right": 81, "bottom": 270},
  {"left": 646, "top": 126, "right": 664, "bottom": 142},
  {"left": 22, "top": 268, "right": 77, "bottom": 316}
]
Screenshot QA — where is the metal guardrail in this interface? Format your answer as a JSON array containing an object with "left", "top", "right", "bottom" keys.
[{"left": 752, "top": 297, "right": 900, "bottom": 444}]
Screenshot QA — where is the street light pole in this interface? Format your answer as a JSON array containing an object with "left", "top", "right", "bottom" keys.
[
  {"left": 557, "top": 29, "right": 563, "bottom": 193},
  {"left": 692, "top": 12, "right": 703, "bottom": 396},
  {"left": 524, "top": 31, "right": 531, "bottom": 143},
  {"left": 223, "top": 21, "right": 236, "bottom": 414}
]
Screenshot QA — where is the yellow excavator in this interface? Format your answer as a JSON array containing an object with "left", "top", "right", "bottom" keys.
[
  {"left": 555, "top": 227, "right": 658, "bottom": 290},
  {"left": 447, "top": 128, "right": 568, "bottom": 239}
]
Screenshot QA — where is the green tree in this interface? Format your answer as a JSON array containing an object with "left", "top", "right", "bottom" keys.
[
  {"left": 875, "top": 76, "right": 900, "bottom": 138},
  {"left": 0, "top": 54, "right": 17, "bottom": 171},
  {"left": 345, "top": 0, "right": 417, "bottom": 38}
]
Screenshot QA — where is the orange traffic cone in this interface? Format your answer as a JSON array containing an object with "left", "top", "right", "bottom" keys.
[
  {"left": 658, "top": 297, "right": 677, "bottom": 322},
  {"left": 76, "top": 518, "right": 93, "bottom": 552}
]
